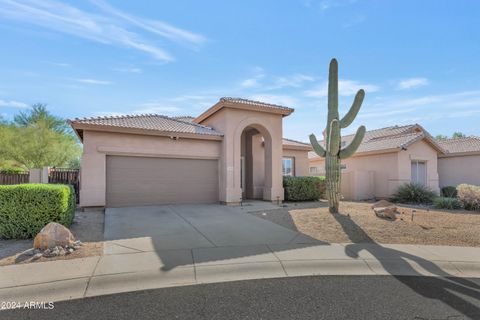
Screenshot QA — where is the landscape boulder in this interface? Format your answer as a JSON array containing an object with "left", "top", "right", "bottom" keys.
[
  {"left": 371, "top": 200, "right": 398, "bottom": 220},
  {"left": 33, "top": 222, "right": 75, "bottom": 250},
  {"left": 371, "top": 200, "right": 395, "bottom": 209}
]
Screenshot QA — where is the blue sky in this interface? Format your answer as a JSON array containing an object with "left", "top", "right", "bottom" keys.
[{"left": 0, "top": 0, "right": 479, "bottom": 141}]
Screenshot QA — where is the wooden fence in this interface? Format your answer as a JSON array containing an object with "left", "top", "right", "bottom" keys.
[
  {"left": 48, "top": 168, "right": 80, "bottom": 203},
  {"left": 0, "top": 171, "right": 29, "bottom": 185}
]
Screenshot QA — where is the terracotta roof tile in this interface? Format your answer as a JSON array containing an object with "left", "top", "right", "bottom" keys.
[
  {"left": 436, "top": 136, "right": 480, "bottom": 154},
  {"left": 220, "top": 97, "right": 294, "bottom": 111},
  {"left": 69, "top": 114, "right": 222, "bottom": 136},
  {"left": 309, "top": 124, "right": 442, "bottom": 158},
  {"left": 282, "top": 138, "right": 312, "bottom": 149}
]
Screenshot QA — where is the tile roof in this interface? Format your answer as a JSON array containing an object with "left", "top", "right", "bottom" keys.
[
  {"left": 436, "top": 136, "right": 480, "bottom": 154},
  {"left": 282, "top": 138, "right": 312, "bottom": 149},
  {"left": 69, "top": 114, "right": 223, "bottom": 136},
  {"left": 309, "top": 124, "right": 443, "bottom": 158},
  {"left": 220, "top": 97, "right": 294, "bottom": 112}
]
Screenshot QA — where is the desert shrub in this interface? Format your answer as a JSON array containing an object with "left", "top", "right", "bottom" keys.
[
  {"left": 283, "top": 176, "right": 325, "bottom": 201},
  {"left": 441, "top": 186, "right": 457, "bottom": 198},
  {"left": 0, "top": 184, "right": 76, "bottom": 239},
  {"left": 391, "top": 183, "right": 436, "bottom": 204},
  {"left": 0, "top": 168, "right": 27, "bottom": 174},
  {"left": 433, "top": 197, "right": 463, "bottom": 210},
  {"left": 457, "top": 184, "right": 480, "bottom": 211}
]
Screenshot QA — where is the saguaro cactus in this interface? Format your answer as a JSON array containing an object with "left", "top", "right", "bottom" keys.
[{"left": 309, "top": 58, "right": 366, "bottom": 213}]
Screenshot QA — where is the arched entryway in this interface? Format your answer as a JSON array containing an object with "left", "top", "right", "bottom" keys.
[
  {"left": 232, "top": 118, "right": 282, "bottom": 203},
  {"left": 240, "top": 125, "right": 271, "bottom": 200}
]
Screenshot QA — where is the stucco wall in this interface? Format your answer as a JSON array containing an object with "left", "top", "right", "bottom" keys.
[
  {"left": 398, "top": 139, "right": 440, "bottom": 194},
  {"left": 80, "top": 130, "right": 222, "bottom": 207},
  {"left": 282, "top": 148, "right": 310, "bottom": 177},
  {"left": 438, "top": 154, "right": 480, "bottom": 187},
  {"left": 308, "top": 139, "right": 440, "bottom": 200},
  {"left": 200, "top": 107, "right": 284, "bottom": 203}
]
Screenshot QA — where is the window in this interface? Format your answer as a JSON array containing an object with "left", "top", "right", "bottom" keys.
[
  {"left": 282, "top": 157, "right": 294, "bottom": 176},
  {"left": 411, "top": 160, "right": 427, "bottom": 186},
  {"left": 310, "top": 166, "right": 320, "bottom": 174}
]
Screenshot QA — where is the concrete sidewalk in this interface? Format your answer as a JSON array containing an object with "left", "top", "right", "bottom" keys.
[{"left": 1, "top": 242, "right": 479, "bottom": 306}]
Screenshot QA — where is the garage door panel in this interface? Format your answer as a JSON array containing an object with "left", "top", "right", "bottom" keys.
[{"left": 106, "top": 156, "right": 218, "bottom": 207}]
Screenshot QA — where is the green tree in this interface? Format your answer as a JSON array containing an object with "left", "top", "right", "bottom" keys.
[
  {"left": 452, "top": 132, "right": 466, "bottom": 139},
  {"left": 435, "top": 134, "right": 448, "bottom": 140},
  {"left": 14, "top": 103, "right": 69, "bottom": 134},
  {"left": 0, "top": 119, "right": 81, "bottom": 169}
]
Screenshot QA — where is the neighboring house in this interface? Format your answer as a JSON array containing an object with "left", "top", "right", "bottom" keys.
[
  {"left": 309, "top": 124, "right": 444, "bottom": 200},
  {"left": 70, "top": 97, "right": 311, "bottom": 208},
  {"left": 437, "top": 136, "right": 480, "bottom": 188}
]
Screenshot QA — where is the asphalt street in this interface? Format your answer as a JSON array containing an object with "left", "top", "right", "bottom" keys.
[{"left": 2, "top": 275, "right": 480, "bottom": 320}]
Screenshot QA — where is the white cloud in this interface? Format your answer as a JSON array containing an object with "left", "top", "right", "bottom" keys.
[
  {"left": 240, "top": 67, "right": 265, "bottom": 88},
  {"left": 134, "top": 102, "right": 182, "bottom": 114},
  {"left": 270, "top": 74, "right": 315, "bottom": 89},
  {"left": 91, "top": 0, "right": 206, "bottom": 47},
  {"left": 248, "top": 94, "right": 297, "bottom": 107},
  {"left": 0, "top": 0, "right": 206, "bottom": 62},
  {"left": 75, "top": 78, "right": 112, "bottom": 85},
  {"left": 397, "top": 77, "right": 429, "bottom": 90},
  {"left": 0, "top": 99, "right": 29, "bottom": 108},
  {"left": 47, "top": 61, "right": 70, "bottom": 67},
  {"left": 241, "top": 78, "right": 260, "bottom": 88},
  {"left": 114, "top": 67, "right": 142, "bottom": 74},
  {"left": 305, "top": 79, "right": 379, "bottom": 97}
]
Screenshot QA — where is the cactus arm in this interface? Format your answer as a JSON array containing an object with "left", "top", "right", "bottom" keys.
[
  {"left": 339, "top": 125, "right": 366, "bottom": 159},
  {"left": 309, "top": 134, "right": 326, "bottom": 157},
  {"left": 328, "top": 119, "right": 341, "bottom": 155},
  {"left": 340, "top": 89, "right": 365, "bottom": 129}
]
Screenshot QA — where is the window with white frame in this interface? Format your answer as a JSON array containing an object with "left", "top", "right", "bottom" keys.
[
  {"left": 411, "top": 160, "right": 427, "bottom": 186},
  {"left": 282, "top": 157, "right": 294, "bottom": 176},
  {"left": 310, "top": 166, "right": 320, "bottom": 174}
]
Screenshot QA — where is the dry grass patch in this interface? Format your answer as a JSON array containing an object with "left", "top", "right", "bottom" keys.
[{"left": 252, "top": 201, "right": 480, "bottom": 247}]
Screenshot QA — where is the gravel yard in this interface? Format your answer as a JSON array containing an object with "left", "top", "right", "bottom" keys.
[
  {"left": 251, "top": 201, "right": 480, "bottom": 247},
  {"left": 0, "top": 209, "right": 104, "bottom": 266}
]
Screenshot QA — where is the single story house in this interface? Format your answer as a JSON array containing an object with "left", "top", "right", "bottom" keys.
[
  {"left": 70, "top": 97, "right": 312, "bottom": 208},
  {"left": 309, "top": 124, "right": 480, "bottom": 200},
  {"left": 309, "top": 124, "right": 445, "bottom": 200},
  {"left": 437, "top": 136, "right": 480, "bottom": 188}
]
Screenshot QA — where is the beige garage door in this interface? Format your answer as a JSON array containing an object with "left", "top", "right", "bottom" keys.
[{"left": 106, "top": 156, "right": 219, "bottom": 207}]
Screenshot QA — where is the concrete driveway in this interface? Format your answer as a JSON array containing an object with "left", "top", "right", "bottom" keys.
[{"left": 104, "top": 202, "right": 320, "bottom": 251}]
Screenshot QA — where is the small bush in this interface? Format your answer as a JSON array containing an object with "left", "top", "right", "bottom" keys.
[
  {"left": 0, "top": 184, "right": 76, "bottom": 239},
  {"left": 283, "top": 176, "right": 325, "bottom": 201},
  {"left": 0, "top": 168, "right": 26, "bottom": 174},
  {"left": 391, "top": 183, "right": 436, "bottom": 204},
  {"left": 457, "top": 184, "right": 480, "bottom": 211},
  {"left": 441, "top": 186, "right": 457, "bottom": 198},
  {"left": 433, "top": 197, "right": 463, "bottom": 210}
]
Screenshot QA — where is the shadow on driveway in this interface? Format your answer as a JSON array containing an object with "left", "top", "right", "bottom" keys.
[{"left": 332, "top": 212, "right": 480, "bottom": 319}]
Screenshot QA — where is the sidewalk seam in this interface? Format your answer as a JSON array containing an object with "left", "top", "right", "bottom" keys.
[
  {"left": 168, "top": 205, "right": 217, "bottom": 248},
  {"left": 83, "top": 256, "right": 101, "bottom": 298},
  {"left": 266, "top": 244, "right": 289, "bottom": 277}
]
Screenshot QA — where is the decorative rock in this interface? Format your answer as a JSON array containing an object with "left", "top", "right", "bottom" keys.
[
  {"left": 33, "top": 222, "right": 75, "bottom": 250},
  {"left": 371, "top": 200, "right": 395, "bottom": 209},
  {"left": 32, "top": 253, "right": 43, "bottom": 260},
  {"left": 373, "top": 206, "right": 398, "bottom": 220}
]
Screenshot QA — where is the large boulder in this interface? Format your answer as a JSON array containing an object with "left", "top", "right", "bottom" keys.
[
  {"left": 371, "top": 200, "right": 395, "bottom": 209},
  {"left": 33, "top": 222, "right": 75, "bottom": 250}
]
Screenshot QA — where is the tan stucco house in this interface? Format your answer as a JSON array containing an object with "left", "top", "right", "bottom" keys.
[
  {"left": 70, "top": 97, "right": 311, "bottom": 208},
  {"left": 437, "top": 136, "right": 480, "bottom": 188},
  {"left": 309, "top": 124, "right": 480, "bottom": 200},
  {"left": 309, "top": 124, "right": 445, "bottom": 200}
]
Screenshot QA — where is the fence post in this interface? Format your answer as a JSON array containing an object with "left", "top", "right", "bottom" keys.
[
  {"left": 41, "top": 167, "right": 50, "bottom": 183},
  {"left": 29, "top": 168, "right": 42, "bottom": 183}
]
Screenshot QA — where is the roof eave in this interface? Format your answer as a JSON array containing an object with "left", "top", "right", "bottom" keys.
[
  {"left": 69, "top": 122, "right": 224, "bottom": 141},
  {"left": 194, "top": 100, "right": 294, "bottom": 124}
]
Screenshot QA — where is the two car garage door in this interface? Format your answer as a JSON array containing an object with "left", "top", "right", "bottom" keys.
[{"left": 106, "top": 155, "right": 219, "bottom": 207}]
